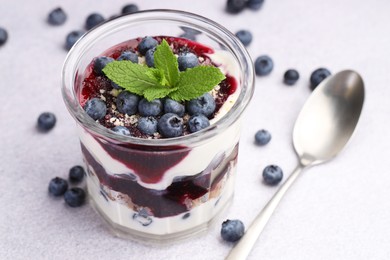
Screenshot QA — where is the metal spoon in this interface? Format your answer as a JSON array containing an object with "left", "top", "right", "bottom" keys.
[{"left": 226, "top": 70, "right": 365, "bottom": 260}]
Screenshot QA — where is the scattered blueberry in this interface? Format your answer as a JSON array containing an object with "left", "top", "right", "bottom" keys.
[
  {"left": 84, "top": 98, "right": 107, "bottom": 120},
  {"left": 122, "top": 4, "right": 139, "bottom": 14},
  {"left": 69, "top": 165, "right": 85, "bottom": 183},
  {"left": 255, "top": 55, "right": 274, "bottom": 76},
  {"left": 138, "top": 98, "right": 162, "bottom": 116},
  {"left": 117, "top": 51, "right": 138, "bottom": 63},
  {"left": 284, "top": 69, "right": 300, "bottom": 86},
  {"left": 116, "top": 91, "right": 140, "bottom": 115},
  {"left": 158, "top": 113, "right": 184, "bottom": 138},
  {"left": 0, "top": 27, "right": 8, "bottom": 46},
  {"left": 47, "top": 7, "right": 67, "bottom": 25},
  {"left": 254, "top": 129, "right": 271, "bottom": 145},
  {"left": 310, "top": 68, "right": 331, "bottom": 90},
  {"left": 188, "top": 114, "right": 210, "bottom": 133},
  {"left": 263, "top": 165, "right": 283, "bottom": 185},
  {"left": 64, "top": 188, "right": 86, "bottom": 207},
  {"left": 93, "top": 56, "right": 114, "bottom": 75},
  {"left": 235, "top": 30, "right": 252, "bottom": 47},
  {"left": 186, "top": 93, "right": 216, "bottom": 117},
  {"left": 137, "top": 117, "right": 158, "bottom": 135},
  {"left": 138, "top": 36, "right": 158, "bottom": 55},
  {"left": 48, "top": 177, "right": 68, "bottom": 196},
  {"left": 145, "top": 47, "right": 156, "bottom": 67},
  {"left": 37, "top": 112, "right": 57, "bottom": 131},
  {"left": 85, "top": 13, "right": 105, "bottom": 30},
  {"left": 221, "top": 219, "right": 245, "bottom": 242},
  {"left": 164, "top": 98, "right": 185, "bottom": 117},
  {"left": 226, "top": 0, "right": 247, "bottom": 14},
  {"left": 178, "top": 52, "right": 199, "bottom": 71},
  {"left": 246, "top": 0, "right": 265, "bottom": 10},
  {"left": 112, "top": 126, "right": 131, "bottom": 136},
  {"left": 179, "top": 33, "right": 196, "bottom": 41},
  {"left": 65, "top": 30, "right": 84, "bottom": 50}
]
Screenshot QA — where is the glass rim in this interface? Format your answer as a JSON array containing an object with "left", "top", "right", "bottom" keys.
[{"left": 61, "top": 9, "right": 254, "bottom": 147}]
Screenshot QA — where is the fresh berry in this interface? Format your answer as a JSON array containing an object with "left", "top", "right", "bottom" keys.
[
  {"left": 263, "top": 165, "right": 283, "bottom": 185},
  {"left": 47, "top": 7, "right": 67, "bottom": 25},
  {"left": 0, "top": 27, "right": 8, "bottom": 46},
  {"left": 226, "top": 0, "right": 247, "bottom": 14},
  {"left": 69, "top": 165, "right": 85, "bottom": 183},
  {"left": 246, "top": 0, "right": 264, "bottom": 10},
  {"left": 310, "top": 68, "right": 331, "bottom": 90},
  {"left": 138, "top": 36, "right": 158, "bottom": 55},
  {"left": 186, "top": 93, "right": 216, "bottom": 117},
  {"left": 145, "top": 47, "right": 156, "bottom": 67},
  {"left": 85, "top": 13, "right": 105, "bottom": 30},
  {"left": 255, "top": 129, "right": 271, "bottom": 145},
  {"left": 48, "top": 177, "right": 68, "bottom": 196},
  {"left": 178, "top": 52, "right": 199, "bottom": 71},
  {"left": 84, "top": 98, "right": 107, "bottom": 120},
  {"left": 117, "top": 51, "right": 138, "bottom": 63},
  {"left": 116, "top": 91, "right": 140, "bottom": 115},
  {"left": 188, "top": 114, "right": 210, "bottom": 133},
  {"left": 65, "top": 30, "right": 84, "bottom": 50},
  {"left": 179, "top": 33, "right": 196, "bottom": 41},
  {"left": 138, "top": 98, "right": 162, "bottom": 116},
  {"left": 137, "top": 117, "right": 158, "bottom": 135},
  {"left": 64, "top": 188, "right": 86, "bottom": 207},
  {"left": 111, "top": 126, "right": 131, "bottom": 136},
  {"left": 37, "top": 112, "right": 57, "bottom": 131},
  {"left": 284, "top": 69, "right": 300, "bottom": 86},
  {"left": 221, "top": 219, "right": 245, "bottom": 242},
  {"left": 93, "top": 56, "right": 114, "bottom": 75},
  {"left": 235, "top": 30, "right": 252, "bottom": 47},
  {"left": 164, "top": 98, "right": 185, "bottom": 117},
  {"left": 255, "top": 55, "right": 274, "bottom": 76},
  {"left": 121, "top": 4, "right": 139, "bottom": 14},
  {"left": 158, "top": 113, "right": 183, "bottom": 138}
]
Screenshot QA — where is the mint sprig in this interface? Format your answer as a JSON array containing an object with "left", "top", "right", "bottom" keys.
[{"left": 103, "top": 39, "right": 225, "bottom": 101}]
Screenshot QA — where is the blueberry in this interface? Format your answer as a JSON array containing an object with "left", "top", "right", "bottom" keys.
[
  {"left": 37, "top": 112, "right": 57, "bottom": 131},
  {"left": 178, "top": 52, "right": 199, "bottom": 71},
  {"left": 226, "top": 0, "right": 247, "bottom": 14},
  {"left": 158, "top": 113, "right": 184, "bottom": 138},
  {"left": 47, "top": 7, "right": 67, "bottom": 25},
  {"left": 138, "top": 36, "right": 158, "bottom": 55},
  {"left": 138, "top": 98, "right": 162, "bottom": 116},
  {"left": 188, "top": 114, "right": 210, "bottom": 133},
  {"left": 116, "top": 91, "right": 140, "bottom": 115},
  {"left": 221, "top": 219, "right": 245, "bottom": 242},
  {"left": 64, "top": 188, "right": 86, "bottom": 207},
  {"left": 85, "top": 13, "right": 105, "bottom": 30},
  {"left": 284, "top": 69, "right": 300, "bottom": 86},
  {"left": 84, "top": 98, "right": 107, "bottom": 120},
  {"left": 263, "top": 165, "right": 283, "bottom": 185},
  {"left": 310, "top": 68, "right": 331, "bottom": 90},
  {"left": 164, "top": 98, "right": 185, "bottom": 117},
  {"left": 69, "top": 165, "right": 85, "bottom": 183},
  {"left": 179, "top": 33, "right": 196, "bottom": 41},
  {"left": 255, "top": 129, "right": 271, "bottom": 145},
  {"left": 117, "top": 51, "right": 138, "bottom": 63},
  {"left": 255, "top": 55, "right": 274, "bottom": 76},
  {"left": 235, "top": 30, "right": 252, "bottom": 47},
  {"left": 122, "top": 4, "right": 139, "bottom": 14},
  {"left": 112, "top": 126, "right": 131, "bottom": 136},
  {"left": 186, "top": 93, "right": 216, "bottom": 117},
  {"left": 0, "top": 27, "right": 8, "bottom": 46},
  {"left": 137, "top": 117, "right": 158, "bottom": 135},
  {"left": 93, "top": 56, "right": 114, "bottom": 75},
  {"left": 246, "top": 0, "right": 265, "bottom": 10},
  {"left": 65, "top": 30, "right": 84, "bottom": 50},
  {"left": 145, "top": 47, "right": 156, "bottom": 67},
  {"left": 48, "top": 177, "right": 68, "bottom": 196},
  {"left": 111, "top": 81, "right": 123, "bottom": 90}
]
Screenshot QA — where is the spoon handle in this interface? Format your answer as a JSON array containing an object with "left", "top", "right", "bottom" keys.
[{"left": 225, "top": 164, "right": 305, "bottom": 260}]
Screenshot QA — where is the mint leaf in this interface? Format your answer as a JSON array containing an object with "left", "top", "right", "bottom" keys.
[
  {"left": 103, "top": 61, "right": 163, "bottom": 96},
  {"left": 154, "top": 39, "right": 179, "bottom": 87},
  {"left": 145, "top": 68, "right": 169, "bottom": 86},
  {"left": 169, "top": 66, "right": 226, "bottom": 101},
  {"left": 144, "top": 86, "right": 178, "bottom": 101}
]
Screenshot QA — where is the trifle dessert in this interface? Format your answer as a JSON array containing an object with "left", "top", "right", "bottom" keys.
[{"left": 62, "top": 10, "right": 254, "bottom": 241}]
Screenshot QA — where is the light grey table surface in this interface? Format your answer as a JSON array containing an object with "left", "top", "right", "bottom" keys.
[{"left": 1, "top": 0, "right": 390, "bottom": 259}]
